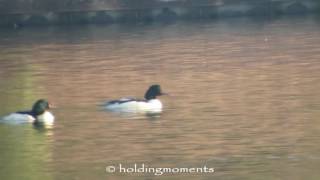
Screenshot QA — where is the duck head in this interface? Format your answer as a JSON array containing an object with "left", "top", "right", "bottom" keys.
[
  {"left": 32, "top": 99, "right": 51, "bottom": 116},
  {"left": 144, "top": 84, "right": 165, "bottom": 100}
]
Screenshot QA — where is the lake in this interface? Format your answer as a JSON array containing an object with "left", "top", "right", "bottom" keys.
[{"left": 0, "top": 16, "right": 320, "bottom": 180}]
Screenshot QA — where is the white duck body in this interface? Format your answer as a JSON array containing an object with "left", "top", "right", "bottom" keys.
[
  {"left": 1, "top": 113, "right": 35, "bottom": 124},
  {"left": 1, "top": 111, "right": 55, "bottom": 125},
  {"left": 105, "top": 85, "right": 165, "bottom": 113},
  {"left": 105, "top": 98, "right": 162, "bottom": 113},
  {"left": 35, "top": 111, "right": 55, "bottom": 125}
]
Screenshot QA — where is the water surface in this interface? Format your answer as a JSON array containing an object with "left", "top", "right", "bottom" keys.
[{"left": 0, "top": 17, "right": 320, "bottom": 180}]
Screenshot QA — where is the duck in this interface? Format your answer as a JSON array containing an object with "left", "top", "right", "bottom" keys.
[
  {"left": 104, "top": 84, "right": 166, "bottom": 113},
  {"left": 0, "top": 99, "right": 55, "bottom": 125}
]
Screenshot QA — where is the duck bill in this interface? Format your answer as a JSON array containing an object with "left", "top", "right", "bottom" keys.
[
  {"left": 160, "top": 92, "right": 169, "bottom": 96},
  {"left": 48, "top": 102, "right": 57, "bottom": 109}
]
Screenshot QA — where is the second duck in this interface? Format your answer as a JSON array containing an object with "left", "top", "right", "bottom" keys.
[{"left": 105, "top": 84, "right": 166, "bottom": 113}]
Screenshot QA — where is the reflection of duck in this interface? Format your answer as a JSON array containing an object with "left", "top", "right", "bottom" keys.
[
  {"left": 1, "top": 99, "right": 55, "bottom": 125},
  {"left": 105, "top": 85, "right": 166, "bottom": 113}
]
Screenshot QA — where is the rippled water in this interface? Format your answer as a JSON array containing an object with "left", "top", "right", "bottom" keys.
[{"left": 0, "top": 16, "right": 320, "bottom": 180}]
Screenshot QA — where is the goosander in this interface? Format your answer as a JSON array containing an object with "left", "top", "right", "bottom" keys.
[
  {"left": 105, "top": 84, "right": 166, "bottom": 113},
  {"left": 1, "top": 99, "right": 55, "bottom": 125}
]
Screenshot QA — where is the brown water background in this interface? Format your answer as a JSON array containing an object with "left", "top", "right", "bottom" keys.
[{"left": 0, "top": 16, "right": 320, "bottom": 180}]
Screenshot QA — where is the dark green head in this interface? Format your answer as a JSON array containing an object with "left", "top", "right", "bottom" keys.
[
  {"left": 144, "top": 84, "right": 164, "bottom": 100},
  {"left": 31, "top": 99, "right": 50, "bottom": 116}
]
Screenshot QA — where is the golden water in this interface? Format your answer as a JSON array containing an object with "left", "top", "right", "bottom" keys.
[{"left": 0, "top": 17, "right": 320, "bottom": 179}]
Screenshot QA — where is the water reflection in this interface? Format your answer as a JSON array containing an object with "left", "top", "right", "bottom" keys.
[{"left": 0, "top": 124, "right": 54, "bottom": 180}]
